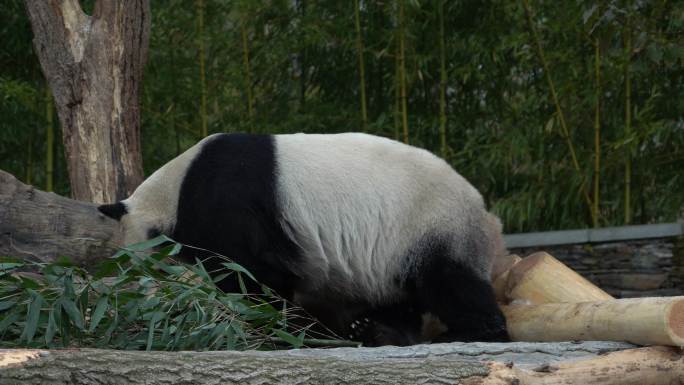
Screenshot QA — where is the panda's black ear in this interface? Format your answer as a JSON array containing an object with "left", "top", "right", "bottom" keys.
[{"left": 98, "top": 202, "right": 128, "bottom": 221}]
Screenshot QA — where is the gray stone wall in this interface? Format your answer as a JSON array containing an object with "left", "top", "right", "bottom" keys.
[{"left": 510, "top": 237, "right": 684, "bottom": 298}]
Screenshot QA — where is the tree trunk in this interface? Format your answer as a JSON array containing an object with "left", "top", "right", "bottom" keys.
[
  {"left": 0, "top": 169, "right": 121, "bottom": 268},
  {"left": 45, "top": 87, "right": 54, "bottom": 192},
  {"left": 0, "top": 341, "right": 647, "bottom": 385},
  {"left": 23, "top": 0, "right": 149, "bottom": 204}
]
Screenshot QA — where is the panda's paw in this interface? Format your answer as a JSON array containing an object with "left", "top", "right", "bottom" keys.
[
  {"left": 347, "top": 317, "right": 374, "bottom": 342},
  {"left": 348, "top": 317, "right": 416, "bottom": 347}
]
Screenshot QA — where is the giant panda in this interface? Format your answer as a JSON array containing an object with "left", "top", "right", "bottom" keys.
[{"left": 98, "top": 132, "right": 509, "bottom": 346}]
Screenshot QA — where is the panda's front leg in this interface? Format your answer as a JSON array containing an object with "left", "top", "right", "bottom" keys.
[
  {"left": 346, "top": 317, "right": 412, "bottom": 347},
  {"left": 346, "top": 304, "right": 425, "bottom": 347}
]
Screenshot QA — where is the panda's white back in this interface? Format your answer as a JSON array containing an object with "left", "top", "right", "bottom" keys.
[{"left": 275, "top": 133, "right": 489, "bottom": 303}]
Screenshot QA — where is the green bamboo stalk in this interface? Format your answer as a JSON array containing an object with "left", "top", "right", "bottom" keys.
[
  {"left": 298, "top": 0, "right": 307, "bottom": 111},
  {"left": 592, "top": 39, "right": 600, "bottom": 227},
  {"left": 399, "top": 0, "right": 409, "bottom": 144},
  {"left": 197, "top": 0, "right": 208, "bottom": 138},
  {"left": 268, "top": 337, "right": 360, "bottom": 348},
  {"left": 46, "top": 87, "right": 54, "bottom": 192},
  {"left": 240, "top": 21, "right": 255, "bottom": 132},
  {"left": 521, "top": 0, "right": 595, "bottom": 225},
  {"left": 353, "top": 0, "right": 368, "bottom": 132},
  {"left": 26, "top": 128, "right": 33, "bottom": 185},
  {"left": 624, "top": 14, "right": 632, "bottom": 224},
  {"left": 394, "top": 41, "right": 400, "bottom": 141},
  {"left": 438, "top": 0, "right": 447, "bottom": 158},
  {"left": 170, "top": 35, "right": 181, "bottom": 156}
]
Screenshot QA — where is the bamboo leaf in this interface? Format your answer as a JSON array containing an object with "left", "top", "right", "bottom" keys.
[
  {"left": 19, "top": 276, "right": 40, "bottom": 290},
  {"left": 45, "top": 307, "right": 57, "bottom": 345},
  {"left": 21, "top": 291, "right": 43, "bottom": 343},
  {"left": 0, "top": 263, "right": 23, "bottom": 270},
  {"left": 0, "top": 308, "right": 20, "bottom": 334},
  {"left": 273, "top": 328, "right": 303, "bottom": 348},
  {"left": 60, "top": 299, "right": 84, "bottom": 330},
  {"left": 222, "top": 262, "right": 257, "bottom": 282},
  {"left": 124, "top": 235, "right": 172, "bottom": 252},
  {"left": 0, "top": 300, "right": 17, "bottom": 311},
  {"left": 89, "top": 297, "right": 109, "bottom": 332},
  {"left": 544, "top": 114, "right": 555, "bottom": 133},
  {"left": 146, "top": 311, "right": 165, "bottom": 351}
]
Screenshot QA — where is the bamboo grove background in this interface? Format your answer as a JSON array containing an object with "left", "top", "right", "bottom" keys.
[{"left": 1, "top": 0, "right": 682, "bottom": 233}]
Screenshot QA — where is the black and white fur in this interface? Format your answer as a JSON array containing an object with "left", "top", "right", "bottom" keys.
[{"left": 99, "top": 133, "right": 509, "bottom": 346}]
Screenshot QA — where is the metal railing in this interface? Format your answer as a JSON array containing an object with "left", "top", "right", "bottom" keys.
[{"left": 503, "top": 222, "right": 684, "bottom": 249}]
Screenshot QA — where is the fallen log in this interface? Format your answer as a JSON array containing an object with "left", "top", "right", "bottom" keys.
[
  {"left": 0, "top": 341, "right": 654, "bottom": 385},
  {"left": 0, "top": 169, "right": 121, "bottom": 269},
  {"left": 504, "top": 251, "right": 613, "bottom": 304},
  {"left": 504, "top": 296, "right": 684, "bottom": 346}
]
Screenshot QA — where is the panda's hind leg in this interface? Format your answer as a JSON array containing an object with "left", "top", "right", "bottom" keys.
[{"left": 415, "top": 250, "right": 509, "bottom": 343}]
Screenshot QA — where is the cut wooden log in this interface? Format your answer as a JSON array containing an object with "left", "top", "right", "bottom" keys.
[
  {"left": 505, "top": 251, "right": 613, "bottom": 304},
  {"left": 2, "top": 343, "right": 681, "bottom": 385},
  {"left": 503, "top": 296, "right": 684, "bottom": 346},
  {"left": 0, "top": 169, "right": 121, "bottom": 268},
  {"left": 491, "top": 254, "right": 522, "bottom": 280},
  {"left": 491, "top": 254, "right": 522, "bottom": 302}
]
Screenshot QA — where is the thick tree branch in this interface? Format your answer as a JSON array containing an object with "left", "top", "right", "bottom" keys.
[{"left": 0, "top": 169, "right": 121, "bottom": 268}]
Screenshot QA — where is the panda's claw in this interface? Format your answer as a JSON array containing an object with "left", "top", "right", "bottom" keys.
[{"left": 347, "top": 316, "right": 377, "bottom": 343}]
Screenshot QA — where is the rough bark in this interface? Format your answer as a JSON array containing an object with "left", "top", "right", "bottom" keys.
[
  {"left": 23, "top": 0, "right": 149, "bottom": 203},
  {"left": 0, "top": 341, "right": 640, "bottom": 385},
  {"left": 0, "top": 169, "right": 121, "bottom": 268}
]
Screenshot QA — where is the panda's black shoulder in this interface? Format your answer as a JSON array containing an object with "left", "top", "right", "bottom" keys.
[
  {"left": 173, "top": 132, "right": 301, "bottom": 295},
  {"left": 200, "top": 133, "right": 275, "bottom": 160},
  {"left": 174, "top": 132, "right": 280, "bottom": 243},
  {"left": 185, "top": 132, "right": 277, "bottom": 190}
]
